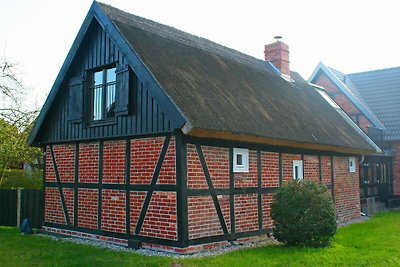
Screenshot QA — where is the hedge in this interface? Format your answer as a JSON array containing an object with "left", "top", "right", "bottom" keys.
[{"left": 0, "top": 169, "right": 42, "bottom": 189}]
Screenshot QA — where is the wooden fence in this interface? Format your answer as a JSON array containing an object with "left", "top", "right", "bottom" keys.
[{"left": 0, "top": 189, "right": 44, "bottom": 229}]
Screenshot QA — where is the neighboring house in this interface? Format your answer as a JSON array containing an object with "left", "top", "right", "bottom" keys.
[
  {"left": 29, "top": 2, "right": 379, "bottom": 253},
  {"left": 309, "top": 63, "right": 400, "bottom": 209}
]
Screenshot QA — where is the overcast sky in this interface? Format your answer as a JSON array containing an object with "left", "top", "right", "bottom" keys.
[{"left": 1, "top": 0, "right": 399, "bottom": 106}]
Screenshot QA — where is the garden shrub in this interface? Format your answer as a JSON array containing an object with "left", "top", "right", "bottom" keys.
[
  {"left": 270, "top": 180, "right": 336, "bottom": 247},
  {"left": 0, "top": 169, "right": 42, "bottom": 189}
]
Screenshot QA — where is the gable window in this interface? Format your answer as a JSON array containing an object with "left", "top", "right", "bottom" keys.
[
  {"left": 233, "top": 148, "right": 249, "bottom": 172},
  {"left": 89, "top": 66, "right": 116, "bottom": 121},
  {"left": 293, "top": 160, "right": 303, "bottom": 180}
]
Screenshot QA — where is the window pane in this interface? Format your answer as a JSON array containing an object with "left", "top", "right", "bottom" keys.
[
  {"left": 107, "top": 68, "right": 116, "bottom": 83},
  {"left": 236, "top": 154, "right": 243, "bottom": 166},
  {"left": 94, "top": 71, "right": 103, "bottom": 86},
  {"left": 106, "top": 81, "right": 115, "bottom": 118},
  {"left": 90, "top": 67, "right": 116, "bottom": 121},
  {"left": 93, "top": 84, "right": 103, "bottom": 120}
]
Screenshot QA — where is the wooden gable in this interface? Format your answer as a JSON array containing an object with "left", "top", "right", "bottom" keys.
[{"left": 31, "top": 13, "right": 185, "bottom": 145}]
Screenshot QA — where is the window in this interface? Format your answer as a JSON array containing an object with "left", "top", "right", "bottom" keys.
[
  {"left": 316, "top": 88, "right": 340, "bottom": 109},
  {"left": 90, "top": 66, "right": 116, "bottom": 121},
  {"left": 349, "top": 157, "right": 356, "bottom": 173},
  {"left": 233, "top": 148, "right": 249, "bottom": 172},
  {"left": 293, "top": 160, "right": 303, "bottom": 180}
]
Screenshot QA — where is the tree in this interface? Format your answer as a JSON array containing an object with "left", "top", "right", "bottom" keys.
[
  {"left": 0, "top": 57, "right": 38, "bottom": 128},
  {"left": 0, "top": 57, "right": 41, "bottom": 186}
]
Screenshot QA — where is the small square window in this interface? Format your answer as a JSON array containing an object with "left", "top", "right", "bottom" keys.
[
  {"left": 349, "top": 157, "right": 356, "bottom": 173},
  {"left": 233, "top": 148, "right": 249, "bottom": 173},
  {"left": 293, "top": 160, "right": 303, "bottom": 180}
]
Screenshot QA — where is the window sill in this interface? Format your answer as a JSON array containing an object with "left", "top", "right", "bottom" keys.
[{"left": 86, "top": 119, "right": 117, "bottom": 127}]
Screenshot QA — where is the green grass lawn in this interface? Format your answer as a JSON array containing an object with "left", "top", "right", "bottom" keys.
[{"left": 1, "top": 211, "right": 399, "bottom": 267}]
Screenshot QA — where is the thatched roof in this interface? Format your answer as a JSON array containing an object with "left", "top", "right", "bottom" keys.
[{"left": 99, "top": 3, "right": 376, "bottom": 154}]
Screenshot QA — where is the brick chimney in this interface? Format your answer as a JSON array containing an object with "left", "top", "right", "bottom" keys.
[{"left": 264, "top": 37, "right": 290, "bottom": 77}]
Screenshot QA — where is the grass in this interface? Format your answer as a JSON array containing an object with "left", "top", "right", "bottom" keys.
[{"left": 0, "top": 211, "right": 399, "bottom": 266}]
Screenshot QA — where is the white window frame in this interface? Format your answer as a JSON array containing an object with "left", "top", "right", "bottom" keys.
[
  {"left": 293, "top": 160, "right": 303, "bottom": 180},
  {"left": 349, "top": 157, "right": 356, "bottom": 173},
  {"left": 233, "top": 148, "right": 249, "bottom": 173}
]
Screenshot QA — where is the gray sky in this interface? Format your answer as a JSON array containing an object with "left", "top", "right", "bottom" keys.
[{"left": 1, "top": 0, "right": 399, "bottom": 106}]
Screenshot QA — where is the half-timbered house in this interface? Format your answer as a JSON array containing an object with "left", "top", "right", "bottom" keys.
[{"left": 29, "top": 2, "right": 380, "bottom": 253}]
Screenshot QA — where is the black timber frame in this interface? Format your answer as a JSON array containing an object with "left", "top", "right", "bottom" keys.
[{"left": 43, "top": 132, "right": 345, "bottom": 249}]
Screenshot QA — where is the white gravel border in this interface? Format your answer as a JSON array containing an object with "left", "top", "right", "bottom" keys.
[{"left": 37, "top": 234, "right": 279, "bottom": 258}]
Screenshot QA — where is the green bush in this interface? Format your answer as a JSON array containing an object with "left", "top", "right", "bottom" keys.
[
  {"left": 0, "top": 169, "right": 42, "bottom": 189},
  {"left": 270, "top": 180, "right": 336, "bottom": 247}
]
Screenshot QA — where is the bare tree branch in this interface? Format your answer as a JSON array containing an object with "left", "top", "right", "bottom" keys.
[{"left": 0, "top": 57, "right": 38, "bottom": 130}]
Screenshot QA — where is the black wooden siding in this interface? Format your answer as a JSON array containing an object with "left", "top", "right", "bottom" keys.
[{"left": 37, "top": 20, "right": 180, "bottom": 144}]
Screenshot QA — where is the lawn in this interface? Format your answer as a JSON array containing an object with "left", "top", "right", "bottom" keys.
[{"left": 0, "top": 211, "right": 399, "bottom": 267}]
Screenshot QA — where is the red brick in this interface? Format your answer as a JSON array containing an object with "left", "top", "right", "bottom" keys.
[
  {"left": 333, "top": 157, "right": 361, "bottom": 223},
  {"left": 79, "top": 143, "right": 99, "bottom": 183}
]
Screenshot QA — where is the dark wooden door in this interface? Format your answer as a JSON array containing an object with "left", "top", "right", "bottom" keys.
[{"left": 360, "top": 158, "right": 392, "bottom": 202}]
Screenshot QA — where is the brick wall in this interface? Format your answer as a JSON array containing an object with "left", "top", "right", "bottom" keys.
[
  {"left": 188, "top": 195, "right": 230, "bottom": 239},
  {"left": 44, "top": 187, "right": 65, "bottom": 224},
  {"left": 45, "top": 145, "right": 75, "bottom": 183},
  {"left": 78, "top": 189, "right": 98, "bottom": 229},
  {"left": 140, "top": 191, "right": 177, "bottom": 240},
  {"left": 333, "top": 157, "right": 360, "bottom": 224},
  {"left": 79, "top": 143, "right": 99, "bottom": 183},
  {"left": 103, "top": 140, "right": 126, "bottom": 184},
  {"left": 185, "top": 145, "right": 360, "bottom": 242},
  {"left": 44, "top": 136, "right": 177, "bottom": 241},
  {"left": 321, "top": 156, "right": 333, "bottom": 185},
  {"left": 63, "top": 188, "right": 74, "bottom": 224},
  {"left": 44, "top": 138, "right": 362, "bottom": 253},
  {"left": 334, "top": 94, "right": 360, "bottom": 114},
  {"left": 203, "top": 146, "right": 230, "bottom": 188},
  {"left": 391, "top": 141, "right": 400, "bottom": 196},
  {"left": 129, "top": 191, "right": 146, "bottom": 234},
  {"left": 235, "top": 194, "right": 258, "bottom": 233},
  {"left": 130, "top": 138, "right": 161, "bottom": 184},
  {"left": 158, "top": 138, "right": 176, "bottom": 185},
  {"left": 304, "top": 155, "right": 320, "bottom": 183},
  {"left": 187, "top": 144, "right": 207, "bottom": 189},
  {"left": 186, "top": 145, "right": 231, "bottom": 239},
  {"left": 187, "top": 144, "right": 230, "bottom": 189},
  {"left": 130, "top": 137, "right": 176, "bottom": 185},
  {"left": 314, "top": 74, "right": 341, "bottom": 94},
  {"left": 261, "top": 152, "right": 279, "bottom": 187},
  {"left": 101, "top": 190, "right": 126, "bottom": 233},
  {"left": 262, "top": 194, "right": 273, "bottom": 229}
]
